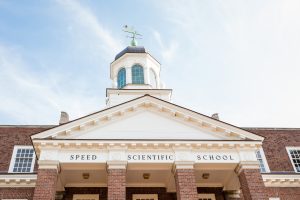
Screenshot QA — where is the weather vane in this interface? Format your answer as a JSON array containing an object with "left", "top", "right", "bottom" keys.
[{"left": 123, "top": 25, "right": 142, "bottom": 46}]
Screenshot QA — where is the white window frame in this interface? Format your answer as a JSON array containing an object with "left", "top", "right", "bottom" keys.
[
  {"left": 198, "top": 193, "right": 216, "bottom": 200},
  {"left": 8, "top": 145, "right": 36, "bottom": 173},
  {"left": 269, "top": 198, "right": 280, "bottom": 200},
  {"left": 286, "top": 146, "right": 300, "bottom": 173},
  {"left": 256, "top": 147, "right": 270, "bottom": 173},
  {"left": 132, "top": 194, "right": 158, "bottom": 200}
]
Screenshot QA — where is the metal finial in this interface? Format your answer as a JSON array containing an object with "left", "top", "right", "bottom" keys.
[{"left": 123, "top": 25, "right": 142, "bottom": 46}]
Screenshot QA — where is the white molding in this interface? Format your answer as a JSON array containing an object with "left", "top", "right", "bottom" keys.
[
  {"left": 286, "top": 146, "right": 300, "bottom": 173},
  {"left": 235, "top": 161, "right": 260, "bottom": 175},
  {"left": 8, "top": 145, "right": 36, "bottom": 173},
  {"left": 263, "top": 173, "right": 300, "bottom": 187},
  {"left": 31, "top": 96, "right": 264, "bottom": 141},
  {"left": 107, "top": 160, "right": 127, "bottom": 169},
  {"left": 38, "top": 160, "right": 59, "bottom": 171},
  {"left": 0, "top": 174, "right": 37, "bottom": 187}
]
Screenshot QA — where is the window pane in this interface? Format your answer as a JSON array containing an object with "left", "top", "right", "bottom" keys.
[
  {"left": 132, "top": 65, "right": 144, "bottom": 84},
  {"left": 289, "top": 149, "right": 300, "bottom": 172},
  {"left": 256, "top": 150, "right": 267, "bottom": 173},
  {"left": 117, "top": 68, "right": 126, "bottom": 89},
  {"left": 11, "top": 147, "right": 35, "bottom": 173}
]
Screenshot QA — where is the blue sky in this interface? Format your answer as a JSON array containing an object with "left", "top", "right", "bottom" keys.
[{"left": 0, "top": 0, "right": 300, "bottom": 127}]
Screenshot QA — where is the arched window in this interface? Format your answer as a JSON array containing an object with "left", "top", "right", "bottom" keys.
[
  {"left": 131, "top": 65, "right": 144, "bottom": 84},
  {"left": 117, "top": 68, "right": 126, "bottom": 88},
  {"left": 149, "top": 69, "right": 157, "bottom": 88}
]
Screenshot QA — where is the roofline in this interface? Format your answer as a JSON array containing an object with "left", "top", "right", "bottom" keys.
[
  {"left": 31, "top": 94, "right": 264, "bottom": 140},
  {"left": 111, "top": 52, "right": 161, "bottom": 65}
]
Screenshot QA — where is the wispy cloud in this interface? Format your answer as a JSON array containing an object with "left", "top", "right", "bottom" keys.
[
  {"left": 0, "top": 44, "right": 102, "bottom": 124},
  {"left": 56, "top": 0, "right": 123, "bottom": 58},
  {"left": 153, "top": 30, "right": 178, "bottom": 63}
]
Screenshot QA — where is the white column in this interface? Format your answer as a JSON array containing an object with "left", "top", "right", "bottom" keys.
[{"left": 126, "top": 67, "right": 132, "bottom": 84}]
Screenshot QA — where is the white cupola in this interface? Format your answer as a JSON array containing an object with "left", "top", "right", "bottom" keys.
[{"left": 106, "top": 46, "right": 172, "bottom": 107}]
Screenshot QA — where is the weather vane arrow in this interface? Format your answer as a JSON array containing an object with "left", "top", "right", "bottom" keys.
[{"left": 123, "top": 25, "right": 142, "bottom": 46}]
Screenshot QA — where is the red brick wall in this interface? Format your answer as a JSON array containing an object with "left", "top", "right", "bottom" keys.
[
  {"left": 174, "top": 169, "right": 198, "bottom": 200},
  {"left": 33, "top": 168, "right": 58, "bottom": 200},
  {"left": 0, "top": 126, "right": 52, "bottom": 172},
  {"left": 0, "top": 188, "right": 34, "bottom": 200},
  {"left": 107, "top": 168, "right": 126, "bottom": 200},
  {"left": 238, "top": 169, "right": 266, "bottom": 200},
  {"left": 246, "top": 128, "right": 300, "bottom": 172},
  {"left": 266, "top": 187, "right": 300, "bottom": 200}
]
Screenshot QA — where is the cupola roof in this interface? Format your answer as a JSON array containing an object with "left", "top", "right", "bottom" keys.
[{"left": 114, "top": 46, "right": 146, "bottom": 60}]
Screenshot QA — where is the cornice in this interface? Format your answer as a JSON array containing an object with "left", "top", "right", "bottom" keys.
[
  {"left": 0, "top": 174, "right": 37, "bottom": 187},
  {"left": 262, "top": 173, "right": 300, "bottom": 187},
  {"left": 31, "top": 96, "right": 264, "bottom": 141}
]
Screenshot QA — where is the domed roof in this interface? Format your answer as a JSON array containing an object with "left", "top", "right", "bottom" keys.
[{"left": 114, "top": 46, "right": 146, "bottom": 60}]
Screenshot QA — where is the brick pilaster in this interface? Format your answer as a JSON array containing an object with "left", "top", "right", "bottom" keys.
[
  {"left": 33, "top": 168, "right": 58, "bottom": 200},
  {"left": 174, "top": 168, "right": 198, "bottom": 200},
  {"left": 107, "top": 168, "right": 126, "bottom": 200},
  {"left": 33, "top": 160, "right": 59, "bottom": 200},
  {"left": 237, "top": 167, "right": 266, "bottom": 200}
]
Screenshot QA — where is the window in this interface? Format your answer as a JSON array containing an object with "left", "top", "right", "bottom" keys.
[
  {"left": 149, "top": 69, "right": 157, "bottom": 88},
  {"left": 198, "top": 194, "right": 216, "bottom": 200},
  {"left": 131, "top": 65, "right": 144, "bottom": 84},
  {"left": 256, "top": 148, "right": 270, "bottom": 173},
  {"left": 117, "top": 68, "right": 126, "bottom": 88},
  {"left": 9, "top": 146, "right": 35, "bottom": 173},
  {"left": 287, "top": 147, "right": 300, "bottom": 172},
  {"left": 132, "top": 194, "right": 158, "bottom": 200}
]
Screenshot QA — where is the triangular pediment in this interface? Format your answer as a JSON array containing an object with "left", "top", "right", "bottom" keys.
[{"left": 31, "top": 95, "right": 263, "bottom": 141}]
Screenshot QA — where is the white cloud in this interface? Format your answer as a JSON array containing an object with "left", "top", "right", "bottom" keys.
[
  {"left": 56, "top": 0, "right": 123, "bottom": 58},
  {"left": 0, "top": 44, "right": 103, "bottom": 124},
  {"left": 150, "top": 0, "right": 300, "bottom": 127},
  {"left": 153, "top": 30, "right": 178, "bottom": 63}
]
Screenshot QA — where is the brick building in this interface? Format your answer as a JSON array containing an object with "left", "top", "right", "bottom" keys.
[{"left": 0, "top": 45, "right": 300, "bottom": 200}]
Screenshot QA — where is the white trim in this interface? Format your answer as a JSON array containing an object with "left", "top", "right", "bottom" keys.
[
  {"left": 31, "top": 96, "right": 264, "bottom": 141},
  {"left": 0, "top": 174, "right": 37, "bottom": 187},
  {"left": 269, "top": 198, "right": 280, "bottom": 200},
  {"left": 256, "top": 147, "right": 270, "bottom": 173},
  {"left": 262, "top": 173, "right": 300, "bottom": 187},
  {"left": 8, "top": 145, "right": 35, "bottom": 173},
  {"left": 286, "top": 146, "right": 300, "bottom": 173},
  {"left": 198, "top": 193, "right": 216, "bottom": 200},
  {"left": 132, "top": 194, "right": 158, "bottom": 200}
]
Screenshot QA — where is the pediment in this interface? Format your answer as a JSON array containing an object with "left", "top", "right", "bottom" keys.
[{"left": 31, "top": 95, "right": 263, "bottom": 141}]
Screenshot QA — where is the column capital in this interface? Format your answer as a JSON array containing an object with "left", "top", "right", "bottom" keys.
[
  {"left": 107, "top": 161, "right": 127, "bottom": 170},
  {"left": 172, "top": 161, "right": 195, "bottom": 174},
  {"left": 235, "top": 161, "right": 260, "bottom": 175},
  {"left": 38, "top": 160, "right": 60, "bottom": 172}
]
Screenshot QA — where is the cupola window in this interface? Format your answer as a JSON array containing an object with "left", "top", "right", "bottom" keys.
[
  {"left": 117, "top": 68, "right": 126, "bottom": 88},
  {"left": 131, "top": 65, "right": 144, "bottom": 84}
]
